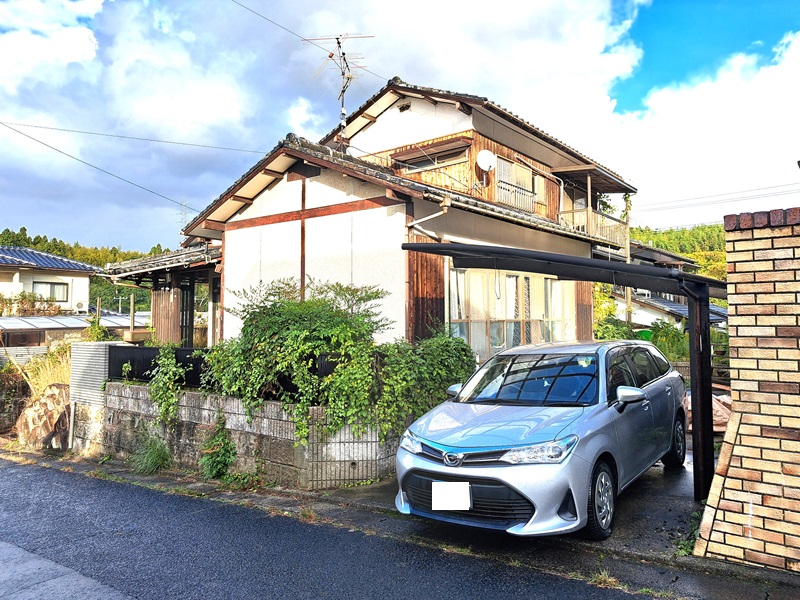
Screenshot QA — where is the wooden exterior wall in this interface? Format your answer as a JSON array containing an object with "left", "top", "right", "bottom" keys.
[
  {"left": 151, "top": 277, "right": 180, "bottom": 344},
  {"left": 575, "top": 280, "right": 594, "bottom": 341},
  {"left": 407, "top": 234, "right": 445, "bottom": 342},
  {"left": 366, "top": 131, "right": 562, "bottom": 222}
]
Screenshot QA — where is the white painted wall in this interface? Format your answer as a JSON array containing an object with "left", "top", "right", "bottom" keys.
[
  {"left": 222, "top": 170, "right": 407, "bottom": 342},
  {"left": 1, "top": 270, "right": 90, "bottom": 313},
  {"left": 348, "top": 97, "right": 473, "bottom": 156}
]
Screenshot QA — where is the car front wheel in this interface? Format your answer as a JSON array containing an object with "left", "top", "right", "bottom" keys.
[
  {"left": 585, "top": 461, "right": 615, "bottom": 540},
  {"left": 661, "top": 414, "right": 686, "bottom": 468}
]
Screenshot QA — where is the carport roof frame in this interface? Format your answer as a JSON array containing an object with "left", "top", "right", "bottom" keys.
[
  {"left": 401, "top": 242, "right": 727, "bottom": 299},
  {"left": 402, "top": 241, "right": 725, "bottom": 501}
]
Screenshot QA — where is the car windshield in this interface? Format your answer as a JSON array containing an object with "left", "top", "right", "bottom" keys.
[{"left": 456, "top": 353, "right": 599, "bottom": 406}]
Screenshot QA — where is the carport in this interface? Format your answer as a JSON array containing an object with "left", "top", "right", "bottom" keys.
[{"left": 402, "top": 242, "right": 728, "bottom": 501}]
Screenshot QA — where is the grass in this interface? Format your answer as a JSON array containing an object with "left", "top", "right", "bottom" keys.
[
  {"left": 589, "top": 569, "right": 622, "bottom": 589},
  {"left": 129, "top": 432, "right": 173, "bottom": 475}
]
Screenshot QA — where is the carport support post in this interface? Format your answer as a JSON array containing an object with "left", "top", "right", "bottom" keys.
[{"left": 683, "top": 281, "right": 714, "bottom": 501}]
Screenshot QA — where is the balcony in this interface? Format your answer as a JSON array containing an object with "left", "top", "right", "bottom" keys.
[
  {"left": 496, "top": 181, "right": 548, "bottom": 218},
  {"left": 558, "top": 208, "right": 627, "bottom": 248}
]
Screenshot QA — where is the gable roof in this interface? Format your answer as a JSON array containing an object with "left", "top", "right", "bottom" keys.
[
  {"left": 181, "top": 134, "right": 620, "bottom": 248},
  {"left": 0, "top": 246, "right": 97, "bottom": 273},
  {"left": 320, "top": 77, "right": 636, "bottom": 195}
]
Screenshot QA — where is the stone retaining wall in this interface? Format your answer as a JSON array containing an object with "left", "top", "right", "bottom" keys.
[{"left": 71, "top": 378, "right": 398, "bottom": 490}]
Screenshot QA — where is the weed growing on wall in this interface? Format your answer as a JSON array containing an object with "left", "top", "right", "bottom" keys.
[
  {"left": 199, "top": 409, "right": 236, "bottom": 479},
  {"left": 130, "top": 429, "right": 173, "bottom": 475},
  {"left": 147, "top": 344, "right": 190, "bottom": 426}
]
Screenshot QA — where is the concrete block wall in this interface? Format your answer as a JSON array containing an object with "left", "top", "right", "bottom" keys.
[
  {"left": 71, "top": 372, "right": 398, "bottom": 490},
  {"left": 694, "top": 209, "right": 800, "bottom": 572}
]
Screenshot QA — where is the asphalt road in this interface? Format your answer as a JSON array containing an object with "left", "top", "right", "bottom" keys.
[{"left": 0, "top": 460, "right": 641, "bottom": 600}]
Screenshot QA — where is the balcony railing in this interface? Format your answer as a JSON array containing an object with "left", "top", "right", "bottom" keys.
[
  {"left": 496, "top": 182, "right": 548, "bottom": 217},
  {"left": 558, "top": 208, "right": 627, "bottom": 248}
]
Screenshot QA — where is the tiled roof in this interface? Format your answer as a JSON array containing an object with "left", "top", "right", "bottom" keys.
[
  {"left": 0, "top": 247, "right": 97, "bottom": 273},
  {"left": 636, "top": 295, "right": 728, "bottom": 324},
  {"left": 320, "top": 77, "right": 631, "bottom": 185},
  {"left": 183, "top": 134, "right": 617, "bottom": 248}
]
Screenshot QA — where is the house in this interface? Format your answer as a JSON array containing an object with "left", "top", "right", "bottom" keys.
[
  {"left": 0, "top": 313, "right": 151, "bottom": 366},
  {"left": 0, "top": 246, "right": 95, "bottom": 317},
  {"left": 112, "top": 78, "right": 637, "bottom": 359},
  {"left": 610, "top": 241, "right": 728, "bottom": 331}
]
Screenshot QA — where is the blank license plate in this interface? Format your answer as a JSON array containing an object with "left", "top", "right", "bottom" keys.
[{"left": 431, "top": 481, "right": 471, "bottom": 511}]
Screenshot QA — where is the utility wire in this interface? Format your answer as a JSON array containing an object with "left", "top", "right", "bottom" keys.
[
  {"left": 229, "top": 0, "right": 387, "bottom": 82},
  {"left": 0, "top": 121, "right": 267, "bottom": 154},
  {"left": 0, "top": 122, "right": 200, "bottom": 213},
  {"left": 637, "top": 187, "right": 800, "bottom": 212}
]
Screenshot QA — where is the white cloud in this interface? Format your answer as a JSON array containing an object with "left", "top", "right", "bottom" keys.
[
  {"left": 287, "top": 97, "right": 326, "bottom": 141},
  {"left": 0, "top": 0, "right": 102, "bottom": 94}
]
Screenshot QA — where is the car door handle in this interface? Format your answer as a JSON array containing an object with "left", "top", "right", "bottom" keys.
[{"left": 641, "top": 400, "right": 651, "bottom": 411}]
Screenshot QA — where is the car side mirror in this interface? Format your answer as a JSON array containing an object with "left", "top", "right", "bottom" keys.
[
  {"left": 446, "top": 383, "right": 463, "bottom": 399},
  {"left": 613, "top": 386, "right": 646, "bottom": 413}
]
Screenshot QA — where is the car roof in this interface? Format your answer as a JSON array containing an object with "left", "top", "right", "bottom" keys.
[{"left": 495, "top": 340, "right": 653, "bottom": 357}]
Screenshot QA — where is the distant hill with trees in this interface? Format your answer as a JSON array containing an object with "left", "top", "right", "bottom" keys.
[
  {"left": 0, "top": 227, "right": 169, "bottom": 313},
  {"left": 631, "top": 223, "right": 726, "bottom": 281}
]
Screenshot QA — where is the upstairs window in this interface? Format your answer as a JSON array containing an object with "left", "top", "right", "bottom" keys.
[
  {"left": 496, "top": 158, "right": 543, "bottom": 213},
  {"left": 403, "top": 147, "right": 468, "bottom": 173}
]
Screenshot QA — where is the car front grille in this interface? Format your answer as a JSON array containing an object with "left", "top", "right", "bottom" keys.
[
  {"left": 420, "top": 443, "right": 507, "bottom": 465},
  {"left": 402, "top": 469, "right": 535, "bottom": 529}
]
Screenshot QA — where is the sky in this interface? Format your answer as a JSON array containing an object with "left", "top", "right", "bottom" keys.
[{"left": 2, "top": 0, "right": 800, "bottom": 253}]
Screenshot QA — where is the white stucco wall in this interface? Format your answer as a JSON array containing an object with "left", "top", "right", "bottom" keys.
[
  {"left": 222, "top": 170, "right": 408, "bottom": 342},
  {"left": 1, "top": 270, "right": 90, "bottom": 313},
  {"left": 347, "top": 97, "right": 473, "bottom": 156}
]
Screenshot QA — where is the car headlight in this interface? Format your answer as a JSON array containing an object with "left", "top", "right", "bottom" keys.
[
  {"left": 400, "top": 430, "right": 423, "bottom": 454},
  {"left": 499, "top": 435, "right": 579, "bottom": 464}
]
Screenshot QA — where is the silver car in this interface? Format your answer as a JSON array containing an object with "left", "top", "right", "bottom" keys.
[{"left": 395, "top": 341, "right": 687, "bottom": 539}]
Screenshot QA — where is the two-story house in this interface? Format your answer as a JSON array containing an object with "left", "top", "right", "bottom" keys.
[{"left": 115, "top": 78, "right": 637, "bottom": 360}]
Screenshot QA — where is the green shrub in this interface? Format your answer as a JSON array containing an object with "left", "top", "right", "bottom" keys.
[
  {"left": 199, "top": 410, "right": 236, "bottom": 480},
  {"left": 147, "top": 344, "right": 191, "bottom": 426},
  {"left": 201, "top": 278, "right": 477, "bottom": 444}
]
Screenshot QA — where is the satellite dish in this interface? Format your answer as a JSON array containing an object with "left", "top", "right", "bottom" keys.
[{"left": 476, "top": 149, "right": 497, "bottom": 172}]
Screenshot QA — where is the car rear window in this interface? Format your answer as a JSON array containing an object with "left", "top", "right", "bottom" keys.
[{"left": 457, "top": 353, "right": 599, "bottom": 406}]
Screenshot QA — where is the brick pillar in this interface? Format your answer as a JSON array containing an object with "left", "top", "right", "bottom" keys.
[{"left": 693, "top": 209, "right": 800, "bottom": 572}]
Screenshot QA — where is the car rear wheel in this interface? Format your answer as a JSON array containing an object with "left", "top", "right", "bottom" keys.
[
  {"left": 585, "top": 461, "right": 615, "bottom": 540},
  {"left": 661, "top": 415, "right": 686, "bottom": 468}
]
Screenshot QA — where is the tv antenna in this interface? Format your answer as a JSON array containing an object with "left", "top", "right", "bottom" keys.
[{"left": 304, "top": 33, "right": 372, "bottom": 151}]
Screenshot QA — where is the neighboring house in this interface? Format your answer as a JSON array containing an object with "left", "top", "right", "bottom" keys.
[
  {"left": 0, "top": 314, "right": 151, "bottom": 366},
  {"left": 0, "top": 246, "right": 95, "bottom": 316},
  {"left": 615, "top": 294, "right": 728, "bottom": 330},
  {"left": 112, "top": 78, "right": 637, "bottom": 359},
  {"left": 609, "top": 242, "right": 728, "bottom": 331}
]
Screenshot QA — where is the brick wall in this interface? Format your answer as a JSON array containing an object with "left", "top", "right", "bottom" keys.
[{"left": 694, "top": 209, "right": 800, "bottom": 572}]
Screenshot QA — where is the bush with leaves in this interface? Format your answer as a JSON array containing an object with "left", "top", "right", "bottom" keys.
[
  {"left": 147, "top": 344, "right": 191, "bottom": 426},
  {"left": 649, "top": 319, "right": 690, "bottom": 362},
  {"left": 199, "top": 410, "right": 237, "bottom": 479},
  {"left": 202, "top": 278, "right": 476, "bottom": 444}
]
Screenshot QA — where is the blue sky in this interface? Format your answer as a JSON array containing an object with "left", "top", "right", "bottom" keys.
[
  {"left": 1, "top": 0, "right": 800, "bottom": 251},
  {"left": 613, "top": 1, "right": 800, "bottom": 111}
]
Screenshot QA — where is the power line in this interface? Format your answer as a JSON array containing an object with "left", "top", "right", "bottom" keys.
[
  {"left": 637, "top": 182, "right": 800, "bottom": 210},
  {"left": 637, "top": 186, "right": 800, "bottom": 212},
  {"left": 229, "top": 0, "right": 387, "bottom": 82},
  {"left": 0, "top": 122, "right": 199, "bottom": 213},
  {"left": 0, "top": 121, "right": 267, "bottom": 154}
]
